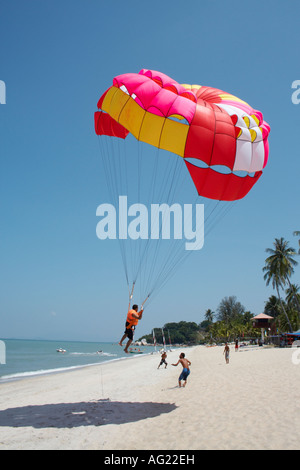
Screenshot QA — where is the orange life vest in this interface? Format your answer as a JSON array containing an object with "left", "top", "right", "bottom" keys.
[{"left": 126, "top": 309, "right": 140, "bottom": 329}]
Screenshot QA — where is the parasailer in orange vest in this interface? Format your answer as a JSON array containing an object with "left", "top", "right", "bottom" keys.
[{"left": 119, "top": 303, "right": 144, "bottom": 353}]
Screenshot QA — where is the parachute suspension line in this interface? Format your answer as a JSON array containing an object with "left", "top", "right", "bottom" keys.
[
  {"left": 129, "top": 137, "right": 149, "bottom": 302},
  {"left": 98, "top": 133, "right": 156, "bottom": 305},
  {"left": 122, "top": 136, "right": 155, "bottom": 303},
  {"left": 148, "top": 198, "right": 239, "bottom": 304},
  {"left": 144, "top": 197, "right": 229, "bottom": 305},
  {"left": 97, "top": 135, "right": 130, "bottom": 290},
  {"left": 145, "top": 193, "right": 201, "bottom": 302},
  {"left": 135, "top": 145, "right": 161, "bottom": 301},
  {"left": 127, "top": 137, "right": 137, "bottom": 288},
  {"left": 124, "top": 136, "right": 145, "bottom": 294},
  {"left": 161, "top": 198, "right": 218, "bottom": 282},
  {"left": 135, "top": 152, "right": 186, "bottom": 301},
  {"left": 136, "top": 137, "right": 148, "bottom": 291},
  {"left": 143, "top": 158, "right": 182, "bottom": 296},
  {"left": 132, "top": 151, "right": 181, "bottom": 301},
  {"left": 141, "top": 293, "right": 150, "bottom": 309},
  {"left": 128, "top": 146, "right": 179, "bottom": 299},
  {"left": 143, "top": 156, "right": 198, "bottom": 296},
  {"left": 99, "top": 134, "right": 149, "bottom": 303},
  {"left": 98, "top": 134, "right": 237, "bottom": 309},
  {"left": 147, "top": 179, "right": 216, "bottom": 298},
  {"left": 204, "top": 200, "right": 236, "bottom": 237},
  {"left": 112, "top": 135, "right": 131, "bottom": 289},
  {"left": 129, "top": 281, "right": 135, "bottom": 306},
  {"left": 98, "top": 133, "right": 236, "bottom": 309}
]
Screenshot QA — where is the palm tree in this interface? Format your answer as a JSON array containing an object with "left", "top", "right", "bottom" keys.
[
  {"left": 268, "top": 238, "right": 300, "bottom": 320},
  {"left": 293, "top": 231, "right": 300, "bottom": 254},
  {"left": 205, "top": 309, "right": 214, "bottom": 325},
  {"left": 263, "top": 237, "right": 296, "bottom": 332},
  {"left": 286, "top": 284, "right": 300, "bottom": 310},
  {"left": 264, "top": 295, "right": 282, "bottom": 318}
]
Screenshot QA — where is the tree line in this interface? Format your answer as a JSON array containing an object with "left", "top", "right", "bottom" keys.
[{"left": 139, "top": 232, "right": 300, "bottom": 344}]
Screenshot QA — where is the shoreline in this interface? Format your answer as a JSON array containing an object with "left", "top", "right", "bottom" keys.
[
  {"left": 0, "top": 347, "right": 183, "bottom": 384},
  {"left": 0, "top": 352, "right": 141, "bottom": 384},
  {"left": 0, "top": 339, "right": 165, "bottom": 384},
  {"left": 0, "top": 346, "right": 184, "bottom": 384},
  {"left": 0, "top": 345, "right": 299, "bottom": 450}
]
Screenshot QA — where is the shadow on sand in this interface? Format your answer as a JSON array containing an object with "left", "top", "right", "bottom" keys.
[{"left": 0, "top": 399, "right": 177, "bottom": 429}]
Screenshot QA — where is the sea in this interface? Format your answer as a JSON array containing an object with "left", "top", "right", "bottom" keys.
[{"left": 0, "top": 339, "right": 159, "bottom": 383}]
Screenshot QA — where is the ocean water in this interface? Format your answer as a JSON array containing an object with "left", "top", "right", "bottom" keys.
[{"left": 0, "top": 339, "right": 158, "bottom": 383}]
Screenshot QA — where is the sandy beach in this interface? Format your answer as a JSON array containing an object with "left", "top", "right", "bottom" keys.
[{"left": 0, "top": 345, "right": 299, "bottom": 450}]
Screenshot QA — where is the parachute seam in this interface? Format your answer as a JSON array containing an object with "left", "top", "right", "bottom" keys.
[
  {"left": 158, "top": 114, "right": 167, "bottom": 150},
  {"left": 137, "top": 109, "right": 147, "bottom": 141},
  {"left": 209, "top": 103, "right": 217, "bottom": 168},
  {"left": 136, "top": 84, "right": 161, "bottom": 109},
  {"left": 116, "top": 95, "right": 133, "bottom": 125}
]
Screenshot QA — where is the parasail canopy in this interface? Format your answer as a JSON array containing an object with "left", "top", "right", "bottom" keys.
[
  {"left": 94, "top": 69, "right": 270, "bottom": 306},
  {"left": 95, "top": 69, "right": 270, "bottom": 201}
]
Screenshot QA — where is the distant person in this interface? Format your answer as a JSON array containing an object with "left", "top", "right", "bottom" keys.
[
  {"left": 235, "top": 339, "right": 239, "bottom": 352},
  {"left": 119, "top": 303, "right": 143, "bottom": 354},
  {"left": 158, "top": 351, "right": 168, "bottom": 369},
  {"left": 223, "top": 343, "right": 230, "bottom": 364},
  {"left": 172, "top": 352, "right": 191, "bottom": 387}
]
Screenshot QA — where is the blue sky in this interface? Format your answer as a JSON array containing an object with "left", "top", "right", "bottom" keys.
[{"left": 0, "top": 0, "right": 299, "bottom": 341}]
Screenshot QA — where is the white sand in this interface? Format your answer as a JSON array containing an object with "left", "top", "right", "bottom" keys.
[{"left": 0, "top": 345, "right": 299, "bottom": 450}]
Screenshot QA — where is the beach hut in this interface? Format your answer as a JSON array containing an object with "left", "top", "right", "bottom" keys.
[{"left": 251, "top": 313, "right": 274, "bottom": 344}]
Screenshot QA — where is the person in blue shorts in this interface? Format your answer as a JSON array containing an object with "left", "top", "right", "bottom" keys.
[{"left": 172, "top": 352, "right": 191, "bottom": 387}]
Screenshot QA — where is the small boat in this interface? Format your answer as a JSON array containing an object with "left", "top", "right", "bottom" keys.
[
  {"left": 56, "top": 348, "right": 66, "bottom": 353},
  {"left": 129, "top": 348, "right": 144, "bottom": 354}
]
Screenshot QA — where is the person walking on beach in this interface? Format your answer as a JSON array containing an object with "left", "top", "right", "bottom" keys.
[
  {"left": 119, "top": 304, "right": 143, "bottom": 354},
  {"left": 158, "top": 350, "right": 168, "bottom": 369},
  {"left": 223, "top": 342, "right": 230, "bottom": 364},
  {"left": 235, "top": 339, "right": 239, "bottom": 352},
  {"left": 172, "top": 352, "right": 191, "bottom": 387}
]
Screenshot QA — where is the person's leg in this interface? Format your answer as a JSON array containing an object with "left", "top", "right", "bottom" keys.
[
  {"left": 182, "top": 370, "right": 190, "bottom": 387},
  {"left": 119, "top": 333, "right": 127, "bottom": 346},
  {"left": 124, "top": 339, "right": 132, "bottom": 353},
  {"left": 178, "top": 370, "right": 184, "bottom": 387}
]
